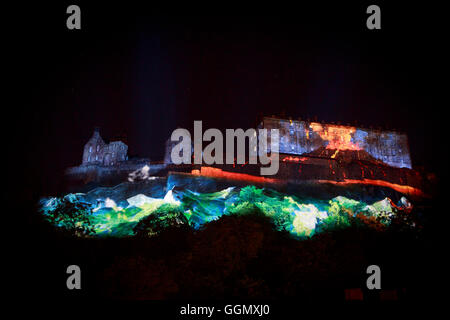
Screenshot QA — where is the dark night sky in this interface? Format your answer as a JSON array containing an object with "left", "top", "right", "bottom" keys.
[{"left": 15, "top": 3, "right": 443, "bottom": 195}]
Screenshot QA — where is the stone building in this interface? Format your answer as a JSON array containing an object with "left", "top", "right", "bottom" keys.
[
  {"left": 66, "top": 123, "right": 423, "bottom": 194},
  {"left": 162, "top": 116, "right": 412, "bottom": 169},
  {"left": 258, "top": 116, "right": 412, "bottom": 169},
  {"left": 82, "top": 128, "right": 128, "bottom": 166}
]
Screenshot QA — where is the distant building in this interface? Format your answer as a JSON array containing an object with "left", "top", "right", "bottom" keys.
[
  {"left": 162, "top": 116, "right": 412, "bottom": 169},
  {"left": 258, "top": 116, "right": 412, "bottom": 169},
  {"left": 65, "top": 128, "right": 162, "bottom": 187},
  {"left": 82, "top": 128, "right": 128, "bottom": 166}
]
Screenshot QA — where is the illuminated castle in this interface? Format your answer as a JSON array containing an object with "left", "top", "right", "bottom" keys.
[
  {"left": 65, "top": 128, "right": 153, "bottom": 186},
  {"left": 82, "top": 128, "right": 128, "bottom": 166},
  {"left": 66, "top": 117, "right": 424, "bottom": 197},
  {"left": 258, "top": 116, "right": 412, "bottom": 169},
  {"left": 183, "top": 116, "right": 422, "bottom": 197}
]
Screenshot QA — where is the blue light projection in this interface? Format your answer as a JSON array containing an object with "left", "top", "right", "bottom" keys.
[{"left": 260, "top": 117, "right": 412, "bottom": 169}]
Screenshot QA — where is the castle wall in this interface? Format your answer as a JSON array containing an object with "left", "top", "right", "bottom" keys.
[
  {"left": 65, "top": 161, "right": 167, "bottom": 187},
  {"left": 102, "top": 141, "right": 128, "bottom": 166},
  {"left": 259, "top": 117, "right": 412, "bottom": 169},
  {"left": 82, "top": 129, "right": 128, "bottom": 166}
]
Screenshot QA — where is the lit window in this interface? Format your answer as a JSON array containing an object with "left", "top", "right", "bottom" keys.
[
  {"left": 95, "top": 155, "right": 98, "bottom": 161},
  {"left": 89, "top": 146, "right": 92, "bottom": 153},
  {"left": 97, "top": 145, "right": 100, "bottom": 151}
]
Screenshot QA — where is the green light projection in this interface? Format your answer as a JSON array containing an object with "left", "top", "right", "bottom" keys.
[{"left": 39, "top": 185, "right": 411, "bottom": 238}]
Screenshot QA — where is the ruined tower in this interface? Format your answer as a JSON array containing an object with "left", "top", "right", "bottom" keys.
[{"left": 82, "top": 128, "right": 128, "bottom": 166}]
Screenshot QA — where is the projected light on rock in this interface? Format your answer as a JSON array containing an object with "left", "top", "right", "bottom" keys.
[
  {"left": 292, "top": 204, "right": 328, "bottom": 237},
  {"left": 39, "top": 184, "right": 415, "bottom": 238}
]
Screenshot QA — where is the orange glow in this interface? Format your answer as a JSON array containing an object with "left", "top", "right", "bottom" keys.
[
  {"left": 192, "top": 167, "right": 280, "bottom": 184},
  {"left": 191, "top": 167, "right": 426, "bottom": 198},
  {"left": 310, "top": 122, "right": 361, "bottom": 150},
  {"left": 331, "top": 149, "right": 340, "bottom": 158},
  {"left": 282, "top": 156, "right": 308, "bottom": 162},
  {"left": 317, "top": 179, "right": 426, "bottom": 197}
]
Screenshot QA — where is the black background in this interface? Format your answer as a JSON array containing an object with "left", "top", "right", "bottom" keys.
[{"left": 9, "top": 1, "right": 444, "bottom": 309}]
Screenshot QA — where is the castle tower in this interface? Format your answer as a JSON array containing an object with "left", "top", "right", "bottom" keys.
[{"left": 82, "top": 127, "right": 106, "bottom": 164}]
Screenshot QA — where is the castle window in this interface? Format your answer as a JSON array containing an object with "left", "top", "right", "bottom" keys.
[
  {"left": 89, "top": 146, "right": 92, "bottom": 153},
  {"left": 88, "top": 155, "right": 90, "bottom": 161},
  {"left": 95, "top": 155, "right": 98, "bottom": 161},
  {"left": 97, "top": 145, "right": 100, "bottom": 151}
]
